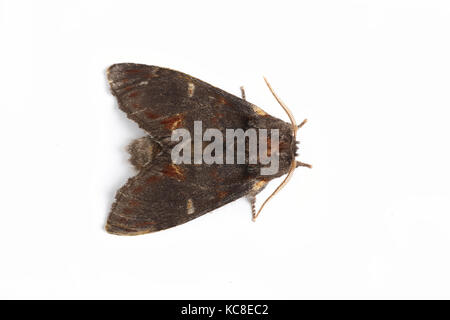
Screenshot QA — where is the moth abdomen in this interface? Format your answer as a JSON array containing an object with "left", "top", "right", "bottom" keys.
[{"left": 127, "top": 136, "right": 161, "bottom": 171}]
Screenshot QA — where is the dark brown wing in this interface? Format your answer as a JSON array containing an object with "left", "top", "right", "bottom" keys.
[
  {"left": 107, "top": 63, "right": 262, "bottom": 138},
  {"left": 105, "top": 156, "right": 259, "bottom": 235}
]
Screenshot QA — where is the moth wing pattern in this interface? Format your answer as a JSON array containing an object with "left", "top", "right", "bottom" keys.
[
  {"left": 107, "top": 63, "right": 262, "bottom": 138},
  {"left": 106, "top": 158, "right": 259, "bottom": 235}
]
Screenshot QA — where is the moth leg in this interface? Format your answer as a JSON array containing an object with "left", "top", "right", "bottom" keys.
[
  {"left": 296, "top": 161, "right": 312, "bottom": 168},
  {"left": 298, "top": 118, "right": 308, "bottom": 129},
  {"left": 240, "top": 86, "right": 246, "bottom": 100},
  {"left": 247, "top": 195, "right": 256, "bottom": 219}
]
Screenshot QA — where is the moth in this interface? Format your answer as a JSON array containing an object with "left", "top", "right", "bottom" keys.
[{"left": 105, "top": 63, "right": 310, "bottom": 235}]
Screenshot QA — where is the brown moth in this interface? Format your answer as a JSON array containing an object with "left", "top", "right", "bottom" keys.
[{"left": 105, "top": 63, "right": 310, "bottom": 235}]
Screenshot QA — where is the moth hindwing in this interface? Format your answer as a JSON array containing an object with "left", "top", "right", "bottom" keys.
[{"left": 106, "top": 63, "right": 299, "bottom": 235}]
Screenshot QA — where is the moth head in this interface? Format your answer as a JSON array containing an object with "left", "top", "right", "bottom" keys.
[{"left": 252, "top": 77, "right": 311, "bottom": 221}]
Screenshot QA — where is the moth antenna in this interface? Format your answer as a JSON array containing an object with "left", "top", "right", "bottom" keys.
[
  {"left": 263, "top": 77, "right": 298, "bottom": 139},
  {"left": 252, "top": 161, "right": 296, "bottom": 221},
  {"left": 253, "top": 77, "right": 298, "bottom": 221}
]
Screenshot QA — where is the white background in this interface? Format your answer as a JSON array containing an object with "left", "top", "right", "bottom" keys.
[{"left": 0, "top": 0, "right": 449, "bottom": 299}]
